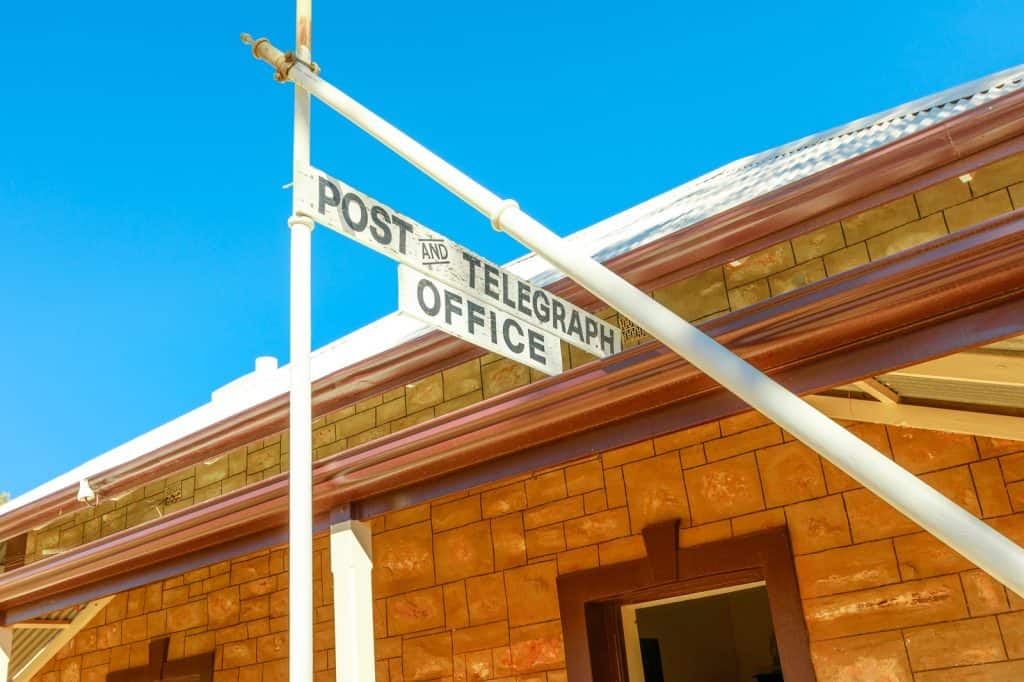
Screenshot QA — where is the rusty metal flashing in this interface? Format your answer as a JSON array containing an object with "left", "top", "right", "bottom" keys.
[{"left": 0, "top": 211, "right": 1021, "bottom": 616}]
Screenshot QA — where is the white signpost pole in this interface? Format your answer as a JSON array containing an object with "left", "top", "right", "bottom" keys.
[
  {"left": 288, "top": 1, "right": 315, "bottom": 681},
  {"left": 242, "top": 46, "right": 1024, "bottom": 597}
]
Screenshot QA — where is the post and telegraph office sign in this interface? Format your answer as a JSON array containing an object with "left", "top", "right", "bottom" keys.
[{"left": 295, "top": 166, "right": 622, "bottom": 374}]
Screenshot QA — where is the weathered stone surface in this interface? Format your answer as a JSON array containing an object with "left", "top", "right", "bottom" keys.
[
  {"left": 704, "top": 425, "right": 782, "bottom": 462},
  {"left": 654, "top": 268, "right": 729, "bottom": 320},
  {"left": 481, "top": 483, "right": 527, "bottom": 518},
  {"left": 386, "top": 587, "right": 444, "bottom": 636},
  {"left": 510, "top": 621, "right": 565, "bottom": 672},
  {"left": 844, "top": 488, "right": 918, "bottom": 543},
  {"left": 442, "top": 359, "right": 482, "bottom": 399},
  {"left": 804, "top": 575, "right": 968, "bottom": 640},
  {"left": 679, "top": 521, "right": 731, "bottom": 547},
  {"left": 768, "top": 258, "right": 827, "bottom": 296},
  {"left": 523, "top": 497, "right": 583, "bottom": 530},
  {"left": 652, "top": 422, "right": 719, "bottom": 453},
  {"left": 207, "top": 586, "right": 240, "bottom": 629},
  {"left": 786, "top": 495, "right": 851, "bottom": 554},
  {"left": 432, "top": 496, "right": 481, "bottom": 532},
  {"left": 823, "top": 242, "right": 870, "bottom": 276},
  {"left": 969, "top": 152, "right": 1024, "bottom": 195},
  {"left": 865, "top": 213, "right": 947, "bottom": 260},
  {"left": 796, "top": 540, "right": 900, "bottom": 598},
  {"left": 792, "top": 223, "right": 845, "bottom": 263},
  {"left": 491, "top": 513, "right": 527, "bottom": 570},
  {"left": 842, "top": 195, "right": 918, "bottom": 244},
  {"left": 525, "top": 470, "right": 567, "bottom": 507},
  {"left": 466, "top": 574, "right": 508, "bottom": 624},
  {"left": 756, "top": 441, "right": 826, "bottom": 507},
  {"left": 916, "top": 660, "right": 1024, "bottom": 682},
  {"left": 731, "top": 508, "right": 786, "bottom": 536},
  {"left": 504, "top": 562, "right": 559, "bottom": 627},
  {"left": 403, "top": 632, "right": 453, "bottom": 680},
  {"left": 727, "top": 279, "right": 770, "bottom": 311},
  {"left": 405, "top": 373, "right": 444, "bottom": 412},
  {"left": 526, "top": 524, "right": 566, "bottom": 557},
  {"left": 481, "top": 358, "right": 530, "bottom": 398},
  {"left": 557, "top": 546, "right": 599, "bottom": 573},
  {"left": 887, "top": 426, "right": 978, "bottom": 474},
  {"left": 945, "top": 188, "right": 1014, "bottom": 229},
  {"left": 962, "top": 569, "right": 1009, "bottom": 616},
  {"left": 810, "top": 630, "right": 913, "bottom": 682},
  {"left": 915, "top": 177, "right": 972, "bottom": 215},
  {"left": 564, "top": 460, "right": 603, "bottom": 496},
  {"left": 563, "top": 508, "right": 630, "bottom": 549},
  {"left": 894, "top": 531, "right": 972, "bottom": 580},
  {"left": 623, "top": 453, "right": 689, "bottom": 532},
  {"left": 903, "top": 616, "right": 1006, "bottom": 670},
  {"left": 373, "top": 521, "right": 435, "bottom": 597},
  {"left": 434, "top": 520, "right": 494, "bottom": 583},
  {"left": 602, "top": 441, "right": 655, "bottom": 468},
  {"left": 166, "top": 601, "right": 207, "bottom": 632},
  {"left": 685, "top": 454, "right": 765, "bottom": 524},
  {"left": 723, "top": 244, "right": 795, "bottom": 288},
  {"left": 452, "top": 621, "right": 508, "bottom": 654}
]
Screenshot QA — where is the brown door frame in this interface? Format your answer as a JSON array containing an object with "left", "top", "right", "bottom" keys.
[{"left": 557, "top": 524, "right": 816, "bottom": 681}]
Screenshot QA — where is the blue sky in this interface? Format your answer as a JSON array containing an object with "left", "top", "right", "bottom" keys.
[{"left": 1, "top": 1, "right": 1022, "bottom": 498}]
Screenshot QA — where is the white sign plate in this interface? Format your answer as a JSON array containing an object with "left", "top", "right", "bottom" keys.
[
  {"left": 398, "top": 265, "right": 563, "bottom": 375},
  {"left": 296, "top": 165, "right": 621, "bottom": 359}
]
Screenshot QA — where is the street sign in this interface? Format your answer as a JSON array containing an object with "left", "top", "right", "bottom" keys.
[
  {"left": 398, "top": 265, "right": 563, "bottom": 375},
  {"left": 296, "top": 166, "right": 621, "bottom": 359}
]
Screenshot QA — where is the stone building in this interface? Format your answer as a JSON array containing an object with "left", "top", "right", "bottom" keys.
[{"left": 2, "top": 64, "right": 1024, "bottom": 681}]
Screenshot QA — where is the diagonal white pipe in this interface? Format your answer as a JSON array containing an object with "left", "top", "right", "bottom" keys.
[{"left": 265, "top": 57, "right": 1024, "bottom": 597}]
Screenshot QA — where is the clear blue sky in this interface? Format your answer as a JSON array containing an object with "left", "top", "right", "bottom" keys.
[{"left": 1, "top": 1, "right": 1022, "bottom": 498}]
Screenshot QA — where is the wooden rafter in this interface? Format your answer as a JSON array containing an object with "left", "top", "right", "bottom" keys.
[{"left": 11, "top": 597, "right": 112, "bottom": 682}]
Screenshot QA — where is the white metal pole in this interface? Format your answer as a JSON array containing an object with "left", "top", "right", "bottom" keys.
[
  {"left": 258, "top": 59, "right": 1024, "bottom": 597},
  {"left": 0, "top": 626, "right": 11, "bottom": 682},
  {"left": 288, "top": 2, "right": 315, "bottom": 681}
]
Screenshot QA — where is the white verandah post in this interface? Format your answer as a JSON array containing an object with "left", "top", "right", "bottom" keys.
[
  {"left": 0, "top": 626, "right": 12, "bottom": 682},
  {"left": 330, "top": 506, "right": 375, "bottom": 680},
  {"left": 288, "top": 0, "right": 315, "bottom": 681}
]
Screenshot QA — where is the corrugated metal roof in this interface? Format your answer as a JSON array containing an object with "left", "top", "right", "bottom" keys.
[
  {"left": 8, "top": 605, "right": 82, "bottom": 681},
  {"left": 4, "top": 63, "right": 1023, "bottom": 518}
]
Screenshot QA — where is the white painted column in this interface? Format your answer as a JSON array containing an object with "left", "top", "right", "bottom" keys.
[
  {"left": 330, "top": 509, "right": 375, "bottom": 681},
  {"left": 0, "top": 626, "right": 12, "bottom": 682}
]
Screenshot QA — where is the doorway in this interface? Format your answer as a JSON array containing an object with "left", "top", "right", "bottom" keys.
[{"left": 622, "top": 582, "right": 783, "bottom": 682}]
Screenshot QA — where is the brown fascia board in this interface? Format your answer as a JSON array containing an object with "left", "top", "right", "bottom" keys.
[
  {"left": 1, "top": 210, "right": 1022, "bottom": 615},
  {"left": 2, "top": 88, "right": 1024, "bottom": 546}
]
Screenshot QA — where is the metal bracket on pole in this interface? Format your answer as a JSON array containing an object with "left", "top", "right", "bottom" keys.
[
  {"left": 490, "top": 198, "right": 519, "bottom": 231},
  {"left": 241, "top": 34, "right": 319, "bottom": 82}
]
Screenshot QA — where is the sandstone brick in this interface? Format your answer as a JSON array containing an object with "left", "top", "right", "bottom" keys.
[
  {"left": 623, "top": 453, "right": 689, "bottom": 532},
  {"left": 523, "top": 497, "right": 583, "bottom": 530},
  {"left": 685, "top": 454, "right": 765, "bottom": 524},
  {"left": 375, "top": 397, "right": 406, "bottom": 424},
  {"left": 810, "top": 630, "right": 913, "bottom": 682},
  {"left": 509, "top": 621, "right": 565, "bottom": 672},
  {"left": 166, "top": 601, "right": 207, "bottom": 632},
  {"left": 769, "top": 258, "right": 827, "bottom": 296},
  {"left": 481, "top": 358, "right": 530, "bottom": 398},
  {"left": 404, "top": 633, "right": 453, "bottom": 680},
  {"left": 441, "top": 581, "right": 468, "bottom": 629},
  {"left": 723, "top": 244, "right": 795, "bottom": 288},
  {"left": 563, "top": 508, "right": 631, "bottom": 549},
  {"left": 1009, "top": 481, "right": 1024, "bottom": 512},
  {"left": 653, "top": 422, "right": 720, "bottom": 452},
  {"left": 466, "top": 574, "right": 507, "bottom": 624},
  {"left": 704, "top": 424, "right": 782, "bottom": 462},
  {"left": 887, "top": 426, "right": 978, "bottom": 473},
  {"left": 556, "top": 546, "right": 599, "bottom": 573},
  {"left": 333, "top": 410, "right": 375, "bottom": 439},
  {"left": 602, "top": 440, "right": 655, "bottom": 468},
  {"left": 525, "top": 470, "right": 567, "bottom": 507},
  {"left": 916, "top": 176, "right": 973, "bottom": 215},
  {"left": 583, "top": 489, "right": 607, "bottom": 514},
  {"left": 405, "top": 373, "right": 444, "bottom": 412},
  {"left": 792, "top": 223, "right": 845, "bottom": 263},
  {"left": 786, "top": 495, "right": 851, "bottom": 554},
  {"left": 526, "top": 524, "right": 566, "bottom": 557},
  {"left": 598, "top": 535, "right": 646, "bottom": 564},
  {"left": 1011, "top": 180, "right": 1024, "bottom": 208},
  {"left": 239, "top": 577, "right": 276, "bottom": 601},
  {"left": 756, "top": 440, "right": 826, "bottom": 507},
  {"left": 963, "top": 569, "right": 1009, "bottom": 616},
  {"left": 805, "top": 574, "right": 967, "bottom": 640},
  {"left": 917, "top": 660, "right": 1024, "bottom": 682},
  {"left": 376, "top": 635, "right": 402, "bottom": 660},
  {"left": 866, "top": 213, "right": 948, "bottom": 260},
  {"left": 796, "top": 540, "right": 900, "bottom": 598},
  {"left": 731, "top": 508, "right": 786, "bottom": 536},
  {"left": 844, "top": 488, "right": 918, "bottom": 543},
  {"left": 565, "top": 460, "right": 603, "bottom": 495},
  {"left": 122, "top": 615, "right": 148, "bottom": 643},
  {"left": 727, "top": 279, "right": 770, "bottom": 310},
  {"left": 373, "top": 521, "right": 435, "bottom": 597},
  {"left": 240, "top": 596, "right": 270, "bottom": 622},
  {"left": 435, "top": 520, "right": 494, "bottom": 583},
  {"left": 679, "top": 520, "right": 731, "bottom": 547},
  {"left": 481, "top": 483, "right": 527, "bottom": 518},
  {"left": 842, "top": 195, "right": 919, "bottom": 244},
  {"left": 978, "top": 436, "right": 1023, "bottom": 459},
  {"left": 384, "top": 502, "right": 431, "bottom": 530},
  {"left": 442, "top": 359, "right": 482, "bottom": 399},
  {"left": 432, "top": 496, "right": 481, "bottom": 532},
  {"left": 821, "top": 243, "right": 868, "bottom": 279},
  {"left": 925, "top": 466, "right": 982, "bottom": 516},
  {"left": 904, "top": 616, "right": 1006, "bottom": 670},
  {"left": 894, "top": 530, "right": 973, "bottom": 581},
  {"left": 504, "top": 563, "right": 559, "bottom": 627},
  {"left": 1005, "top": 452, "right": 1024, "bottom": 481},
  {"left": 720, "top": 411, "right": 771, "bottom": 436},
  {"left": 435, "top": 389, "right": 483, "bottom": 416},
  {"left": 452, "top": 621, "right": 508, "bottom": 654},
  {"left": 970, "top": 152, "right": 1024, "bottom": 194},
  {"left": 605, "top": 467, "right": 627, "bottom": 507},
  {"left": 998, "top": 610, "right": 1024, "bottom": 658},
  {"left": 654, "top": 268, "right": 729, "bottom": 319},
  {"left": 387, "top": 587, "right": 444, "bottom": 636},
  {"left": 208, "top": 586, "right": 241, "bottom": 628},
  {"left": 491, "top": 513, "right": 527, "bottom": 570}
]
